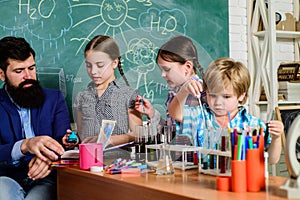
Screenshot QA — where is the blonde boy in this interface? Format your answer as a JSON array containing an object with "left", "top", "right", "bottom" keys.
[{"left": 168, "top": 58, "right": 283, "bottom": 164}]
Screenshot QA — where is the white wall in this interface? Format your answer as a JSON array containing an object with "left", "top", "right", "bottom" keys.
[{"left": 229, "top": 0, "right": 248, "bottom": 65}]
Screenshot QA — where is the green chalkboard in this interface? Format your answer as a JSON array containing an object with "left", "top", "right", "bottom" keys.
[{"left": 0, "top": 0, "right": 229, "bottom": 121}]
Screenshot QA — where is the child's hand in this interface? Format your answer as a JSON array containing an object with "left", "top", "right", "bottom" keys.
[
  {"left": 134, "top": 95, "right": 155, "bottom": 119},
  {"left": 62, "top": 129, "right": 79, "bottom": 149},
  {"left": 180, "top": 80, "right": 203, "bottom": 97},
  {"left": 268, "top": 120, "right": 284, "bottom": 139}
]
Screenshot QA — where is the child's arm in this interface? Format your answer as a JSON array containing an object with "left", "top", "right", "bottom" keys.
[
  {"left": 109, "top": 108, "right": 142, "bottom": 146},
  {"left": 267, "top": 120, "right": 284, "bottom": 164},
  {"left": 168, "top": 80, "right": 203, "bottom": 122}
]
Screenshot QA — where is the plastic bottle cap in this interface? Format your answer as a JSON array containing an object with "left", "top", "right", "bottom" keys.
[{"left": 90, "top": 166, "right": 103, "bottom": 173}]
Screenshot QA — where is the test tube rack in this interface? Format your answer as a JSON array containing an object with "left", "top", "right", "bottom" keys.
[
  {"left": 145, "top": 144, "right": 232, "bottom": 175},
  {"left": 198, "top": 148, "right": 231, "bottom": 176},
  {"left": 145, "top": 144, "right": 201, "bottom": 170}
]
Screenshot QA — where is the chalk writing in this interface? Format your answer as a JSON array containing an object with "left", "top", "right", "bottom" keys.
[{"left": 0, "top": 0, "right": 229, "bottom": 121}]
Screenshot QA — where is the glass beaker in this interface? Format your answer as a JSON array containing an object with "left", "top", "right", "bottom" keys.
[{"left": 156, "top": 144, "right": 174, "bottom": 175}]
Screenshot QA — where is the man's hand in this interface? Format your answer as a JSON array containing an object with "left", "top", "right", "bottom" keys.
[
  {"left": 62, "top": 129, "right": 80, "bottom": 149},
  {"left": 21, "top": 136, "right": 64, "bottom": 162},
  {"left": 28, "top": 156, "right": 52, "bottom": 180}
]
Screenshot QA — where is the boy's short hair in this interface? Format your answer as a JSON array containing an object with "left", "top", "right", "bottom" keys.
[{"left": 203, "top": 58, "right": 250, "bottom": 104}]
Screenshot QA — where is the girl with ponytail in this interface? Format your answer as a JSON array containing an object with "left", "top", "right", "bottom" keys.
[
  {"left": 74, "top": 35, "right": 142, "bottom": 147},
  {"left": 135, "top": 35, "right": 205, "bottom": 151}
]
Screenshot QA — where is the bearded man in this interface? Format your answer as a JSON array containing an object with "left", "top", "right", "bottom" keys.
[{"left": 0, "top": 36, "right": 71, "bottom": 200}]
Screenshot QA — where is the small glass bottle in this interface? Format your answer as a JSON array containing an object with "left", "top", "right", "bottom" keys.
[{"left": 156, "top": 144, "right": 174, "bottom": 175}]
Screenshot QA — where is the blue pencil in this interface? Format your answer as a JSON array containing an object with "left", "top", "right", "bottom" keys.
[{"left": 241, "top": 132, "right": 246, "bottom": 160}]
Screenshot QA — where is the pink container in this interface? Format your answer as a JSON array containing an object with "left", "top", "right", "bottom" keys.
[{"left": 79, "top": 143, "right": 103, "bottom": 170}]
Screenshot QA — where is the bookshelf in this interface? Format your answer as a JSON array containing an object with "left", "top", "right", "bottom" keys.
[
  {"left": 247, "top": 0, "right": 300, "bottom": 121},
  {"left": 247, "top": 0, "right": 300, "bottom": 177}
]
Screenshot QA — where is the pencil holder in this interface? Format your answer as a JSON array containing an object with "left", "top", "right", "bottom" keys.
[
  {"left": 258, "top": 135, "right": 265, "bottom": 190},
  {"left": 231, "top": 160, "right": 247, "bottom": 192},
  {"left": 246, "top": 149, "right": 261, "bottom": 192},
  {"left": 79, "top": 143, "right": 103, "bottom": 170},
  {"left": 259, "top": 151, "right": 266, "bottom": 190},
  {"left": 216, "top": 176, "right": 231, "bottom": 191}
]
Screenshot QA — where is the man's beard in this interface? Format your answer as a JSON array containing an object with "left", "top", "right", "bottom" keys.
[{"left": 6, "top": 79, "right": 45, "bottom": 108}]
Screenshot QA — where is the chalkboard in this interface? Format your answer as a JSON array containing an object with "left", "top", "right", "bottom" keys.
[{"left": 0, "top": 0, "right": 229, "bottom": 121}]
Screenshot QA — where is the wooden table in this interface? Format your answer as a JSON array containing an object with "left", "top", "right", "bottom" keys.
[{"left": 57, "top": 167, "right": 289, "bottom": 200}]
